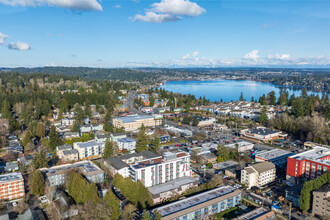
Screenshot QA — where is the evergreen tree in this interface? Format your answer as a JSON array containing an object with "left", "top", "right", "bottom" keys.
[
  {"left": 49, "top": 125, "right": 62, "bottom": 150},
  {"left": 60, "top": 99, "right": 69, "bottom": 112},
  {"left": 103, "top": 191, "right": 121, "bottom": 220},
  {"left": 217, "top": 145, "right": 229, "bottom": 162},
  {"left": 1, "top": 99, "right": 11, "bottom": 119},
  {"left": 31, "top": 170, "right": 45, "bottom": 197},
  {"left": 153, "top": 210, "right": 162, "bottom": 220},
  {"left": 239, "top": 92, "right": 244, "bottom": 101},
  {"left": 58, "top": 108, "right": 64, "bottom": 120},
  {"left": 72, "top": 121, "right": 80, "bottom": 132},
  {"left": 149, "top": 137, "right": 160, "bottom": 153},
  {"left": 250, "top": 96, "right": 255, "bottom": 102},
  {"left": 192, "top": 118, "right": 199, "bottom": 126},
  {"left": 136, "top": 125, "right": 149, "bottom": 153},
  {"left": 36, "top": 122, "right": 45, "bottom": 138},
  {"left": 291, "top": 98, "right": 305, "bottom": 118},
  {"left": 103, "top": 140, "right": 113, "bottom": 158},
  {"left": 104, "top": 111, "right": 112, "bottom": 132},
  {"left": 267, "top": 91, "right": 276, "bottom": 105},
  {"left": 22, "top": 130, "right": 32, "bottom": 147},
  {"left": 142, "top": 210, "right": 152, "bottom": 220},
  {"left": 31, "top": 152, "right": 48, "bottom": 170},
  {"left": 258, "top": 107, "right": 268, "bottom": 124}
]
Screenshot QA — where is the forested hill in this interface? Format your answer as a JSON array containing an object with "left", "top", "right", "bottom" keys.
[{"left": 2, "top": 67, "right": 157, "bottom": 82}]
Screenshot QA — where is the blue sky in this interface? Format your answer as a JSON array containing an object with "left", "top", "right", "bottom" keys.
[{"left": 1, "top": 0, "right": 330, "bottom": 67}]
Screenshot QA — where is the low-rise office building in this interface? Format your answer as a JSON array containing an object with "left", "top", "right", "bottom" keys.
[
  {"left": 153, "top": 186, "right": 242, "bottom": 220},
  {"left": 256, "top": 149, "right": 294, "bottom": 168},
  {"left": 73, "top": 140, "right": 105, "bottom": 160},
  {"left": 241, "top": 162, "right": 276, "bottom": 189},
  {"left": 148, "top": 176, "right": 198, "bottom": 203},
  {"left": 40, "top": 161, "right": 104, "bottom": 186},
  {"left": 112, "top": 115, "right": 162, "bottom": 132},
  {"left": 312, "top": 184, "right": 330, "bottom": 217},
  {"left": 0, "top": 173, "right": 25, "bottom": 200},
  {"left": 117, "top": 137, "right": 136, "bottom": 152}
]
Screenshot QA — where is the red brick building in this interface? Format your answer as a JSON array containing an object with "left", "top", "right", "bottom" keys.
[
  {"left": 0, "top": 173, "right": 25, "bottom": 200},
  {"left": 286, "top": 147, "right": 330, "bottom": 183}
]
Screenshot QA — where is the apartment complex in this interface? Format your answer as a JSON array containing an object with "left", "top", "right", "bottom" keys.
[
  {"left": 312, "top": 184, "right": 330, "bottom": 217},
  {"left": 130, "top": 152, "right": 192, "bottom": 187},
  {"left": 286, "top": 147, "right": 330, "bottom": 183},
  {"left": 153, "top": 186, "right": 242, "bottom": 220},
  {"left": 0, "top": 173, "right": 25, "bottom": 200},
  {"left": 241, "top": 162, "right": 276, "bottom": 189},
  {"left": 73, "top": 140, "right": 105, "bottom": 160},
  {"left": 256, "top": 149, "right": 294, "bottom": 168},
  {"left": 234, "top": 207, "right": 275, "bottom": 220},
  {"left": 240, "top": 127, "right": 287, "bottom": 142},
  {"left": 112, "top": 115, "right": 162, "bottom": 132},
  {"left": 116, "top": 137, "right": 136, "bottom": 152},
  {"left": 56, "top": 144, "right": 79, "bottom": 163},
  {"left": 40, "top": 161, "right": 104, "bottom": 186}
]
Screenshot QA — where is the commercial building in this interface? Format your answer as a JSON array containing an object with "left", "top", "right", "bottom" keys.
[
  {"left": 40, "top": 161, "right": 104, "bottom": 186},
  {"left": 312, "top": 184, "right": 330, "bottom": 217},
  {"left": 241, "top": 162, "right": 276, "bottom": 189},
  {"left": 153, "top": 186, "right": 242, "bottom": 220},
  {"left": 286, "top": 147, "right": 330, "bottom": 184},
  {"left": 148, "top": 176, "right": 198, "bottom": 203},
  {"left": 240, "top": 127, "right": 287, "bottom": 142},
  {"left": 234, "top": 207, "right": 275, "bottom": 220},
  {"left": 56, "top": 144, "right": 79, "bottom": 163},
  {"left": 225, "top": 141, "right": 254, "bottom": 153},
  {"left": 0, "top": 173, "right": 25, "bottom": 200},
  {"left": 130, "top": 152, "right": 192, "bottom": 187},
  {"left": 256, "top": 149, "right": 294, "bottom": 168},
  {"left": 116, "top": 137, "right": 136, "bottom": 152},
  {"left": 73, "top": 140, "right": 105, "bottom": 160},
  {"left": 112, "top": 115, "right": 162, "bottom": 132},
  {"left": 196, "top": 117, "right": 216, "bottom": 127}
]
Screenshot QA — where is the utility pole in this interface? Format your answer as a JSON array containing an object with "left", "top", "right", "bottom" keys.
[{"left": 289, "top": 202, "right": 292, "bottom": 220}]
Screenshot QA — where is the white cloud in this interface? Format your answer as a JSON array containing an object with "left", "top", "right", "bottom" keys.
[
  {"left": 134, "top": 0, "right": 205, "bottom": 23},
  {"left": 8, "top": 41, "right": 31, "bottom": 51},
  {"left": 133, "top": 11, "right": 179, "bottom": 23},
  {"left": 268, "top": 53, "right": 290, "bottom": 60},
  {"left": 0, "top": 0, "right": 102, "bottom": 11},
  {"left": 113, "top": 4, "right": 121, "bottom": 9},
  {"left": 183, "top": 51, "right": 199, "bottom": 59},
  {"left": 0, "top": 32, "right": 9, "bottom": 44},
  {"left": 152, "top": 0, "right": 205, "bottom": 17},
  {"left": 244, "top": 49, "right": 260, "bottom": 60}
]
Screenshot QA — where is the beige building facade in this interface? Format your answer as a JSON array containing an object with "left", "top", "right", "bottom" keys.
[{"left": 241, "top": 162, "right": 276, "bottom": 189}]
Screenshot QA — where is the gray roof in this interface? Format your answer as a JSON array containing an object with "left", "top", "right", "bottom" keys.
[
  {"left": 251, "top": 162, "right": 275, "bottom": 173},
  {"left": 118, "top": 151, "right": 158, "bottom": 160},
  {"left": 57, "top": 144, "right": 72, "bottom": 151},
  {"left": 117, "top": 137, "right": 136, "bottom": 143},
  {"left": 245, "top": 167, "right": 256, "bottom": 174},
  {"left": 316, "top": 183, "right": 330, "bottom": 193},
  {"left": 63, "top": 149, "right": 79, "bottom": 156},
  {"left": 74, "top": 140, "right": 104, "bottom": 149},
  {"left": 105, "top": 157, "right": 129, "bottom": 170},
  {"left": 256, "top": 149, "right": 294, "bottom": 161},
  {"left": 247, "top": 128, "right": 279, "bottom": 136},
  {"left": 18, "top": 208, "right": 45, "bottom": 220},
  {"left": 200, "top": 153, "right": 217, "bottom": 160},
  {"left": 114, "top": 115, "right": 155, "bottom": 123},
  {"left": 148, "top": 177, "right": 198, "bottom": 196},
  {"left": 111, "top": 132, "right": 126, "bottom": 137}
]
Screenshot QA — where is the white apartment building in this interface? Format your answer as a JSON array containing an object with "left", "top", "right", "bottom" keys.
[
  {"left": 241, "top": 162, "right": 276, "bottom": 189},
  {"left": 117, "top": 137, "right": 136, "bottom": 152},
  {"left": 73, "top": 140, "right": 105, "bottom": 160},
  {"left": 130, "top": 152, "right": 192, "bottom": 187}
]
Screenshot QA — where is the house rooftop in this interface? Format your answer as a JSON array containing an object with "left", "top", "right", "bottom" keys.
[
  {"left": 105, "top": 157, "right": 130, "bottom": 170},
  {"left": 154, "top": 186, "right": 241, "bottom": 217}
]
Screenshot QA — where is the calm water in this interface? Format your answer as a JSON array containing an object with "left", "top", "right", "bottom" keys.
[{"left": 160, "top": 79, "right": 324, "bottom": 102}]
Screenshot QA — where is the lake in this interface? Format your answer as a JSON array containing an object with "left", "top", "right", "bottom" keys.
[{"left": 160, "top": 79, "right": 324, "bottom": 102}]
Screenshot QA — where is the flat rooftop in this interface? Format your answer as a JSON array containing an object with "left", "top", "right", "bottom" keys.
[
  {"left": 40, "top": 161, "right": 103, "bottom": 176},
  {"left": 213, "top": 161, "right": 239, "bottom": 170},
  {"left": 290, "top": 147, "right": 330, "bottom": 165},
  {"left": 246, "top": 128, "right": 279, "bottom": 136},
  {"left": 148, "top": 177, "right": 198, "bottom": 195},
  {"left": 256, "top": 149, "right": 294, "bottom": 160},
  {"left": 117, "top": 137, "right": 136, "bottom": 143},
  {"left": 154, "top": 186, "right": 240, "bottom": 217},
  {"left": 225, "top": 141, "right": 254, "bottom": 148},
  {"left": 114, "top": 115, "right": 155, "bottom": 123},
  {"left": 0, "top": 172, "right": 23, "bottom": 183},
  {"left": 237, "top": 207, "right": 274, "bottom": 220},
  {"left": 74, "top": 140, "right": 103, "bottom": 149}
]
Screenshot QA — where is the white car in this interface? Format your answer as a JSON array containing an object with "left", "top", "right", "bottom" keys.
[{"left": 12, "top": 202, "right": 17, "bottom": 207}]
